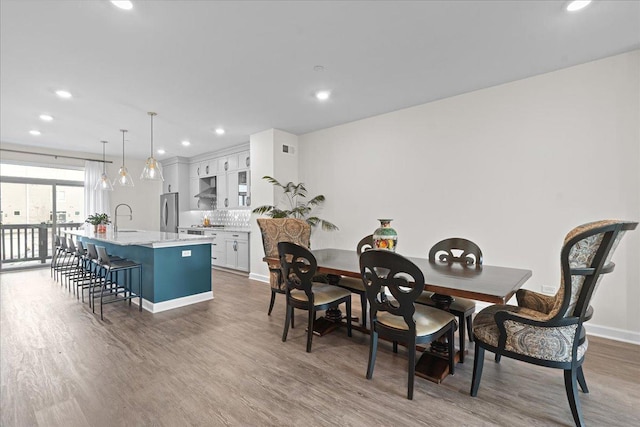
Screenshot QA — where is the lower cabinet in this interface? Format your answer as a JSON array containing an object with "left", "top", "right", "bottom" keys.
[
  {"left": 223, "top": 232, "right": 249, "bottom": 272},
  {"left": 204, "top": 231, "right": 226, "bottom": 267}
]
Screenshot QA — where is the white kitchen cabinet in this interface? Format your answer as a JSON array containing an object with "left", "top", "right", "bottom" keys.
[
  {"left": 226, "top": 169, "right": 251, "bottom": 208},
  {"left": 224, "top": 232, "right": 249, "bottom": 272},
  {"left": 161, "top": 158, "right": 189, "bottom": 211},
  {"left": 218, "top": 154, "right": 239, "bottom": 173},
  {"left": 189, "top": 162, "right": 201, "bottom": 178},
  {"left": 215, "top": 173, "right": 228, "bottom": 209},
  {"left": 205, "top": 230, "right": 226, "bottom": 267},
  {"left": 201, "top": 158, "right": 217, "bottom": 178},
  {"left": 189, "top": 177, "right": 202, "bottom": 210}
]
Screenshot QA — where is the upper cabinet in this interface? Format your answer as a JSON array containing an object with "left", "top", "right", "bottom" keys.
[
  {"left": 188, "top": 146, "right": 250, "bottom": 210},
  {"left": 161, "top": 157, "right": 190, "bottom": 210}
]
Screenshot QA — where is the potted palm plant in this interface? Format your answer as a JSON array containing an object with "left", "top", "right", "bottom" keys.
[
  {"left": 85, "top": 213, "right": 111, "bottom": 233},
  {"left": 252, "top": 176, "right": 338, "bottom": 231}
]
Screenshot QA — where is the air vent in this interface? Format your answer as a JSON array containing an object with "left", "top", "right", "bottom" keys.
[{"left": 282, "top": 144, "right": 295, "bottom": 154}]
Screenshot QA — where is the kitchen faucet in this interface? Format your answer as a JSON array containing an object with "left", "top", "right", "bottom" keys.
[{"left": 114, "top": 203, "right": 133, "bottom": 232}]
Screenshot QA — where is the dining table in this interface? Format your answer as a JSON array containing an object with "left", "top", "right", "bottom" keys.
[{"left": 264, "top": 248, "right": 532, "bottom": 383}]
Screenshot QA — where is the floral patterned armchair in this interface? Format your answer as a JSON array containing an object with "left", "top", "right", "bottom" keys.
[
  {"left": 470, "top": 220, "right": 637, "bottom": 427},
  {"left": 257, "top": 218, "right": 311, "bottom": 315}
]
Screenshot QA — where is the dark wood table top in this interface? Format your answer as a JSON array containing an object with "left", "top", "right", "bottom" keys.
[{"left": 265, "top": 248, "right": 532, "bottom": 304}]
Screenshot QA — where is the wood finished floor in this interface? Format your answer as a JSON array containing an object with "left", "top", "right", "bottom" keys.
[{"left": 1, "top": 268, "right": 638, "bottom": 427}]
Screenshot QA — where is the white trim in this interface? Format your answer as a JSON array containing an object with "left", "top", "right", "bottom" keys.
[
  {"left": 584, "top": 323, "right": 640, "bottom": 345},
  {"left": 249, "top": 272, "right": 269, "bottom": 283},
  {"left": 132, "top": 291, "right": 213, "bottom": 313}
]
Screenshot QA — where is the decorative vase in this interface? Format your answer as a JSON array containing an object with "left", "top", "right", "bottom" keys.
[{"left": 373, "top": 219, "right": 398, "bottom": 252}]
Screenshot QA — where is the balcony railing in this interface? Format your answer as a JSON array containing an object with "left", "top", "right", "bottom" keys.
[{"left": 0, "top": 223, "right": 84, "bottom": 268}]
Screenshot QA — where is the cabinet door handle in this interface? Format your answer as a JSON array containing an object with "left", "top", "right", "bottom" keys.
[
  {"left": 197, "top": 199, "right": 200, "bottom": 209},
  {"left": 233, "top": 241, "right": 237, "bottom": 251},
  {"left": 206, "top": 165, "right": 209, "bottom": 174},
  {"left": 224, "top": 198, "right": 228, "bottom": 207},
  {"left": 197, "top": 167, "right": 200, "bottom": 176},
  {"left": 168, "top": 184, "right": 172, "bottom": 193},
  {"left": 246, "top": 196, "right": 250, "bottom": 206},
  {"left": 246, "top": 156, "right": 250, "bottom": 167},
  {"left": 224, "top": 161, "right": 228, "bottom": 171}
]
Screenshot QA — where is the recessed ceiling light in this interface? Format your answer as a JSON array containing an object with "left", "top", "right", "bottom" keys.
[
  {"left": 39, "top": 114, "right": 53, "bottom": 121},
  {"left": 215, "top": 128, "right": 225, "bottom": 135},
  {"left": 566, "top": 0, "right": 592, "bottom": 12},
  {"left": 157, "top": 149, "right": 166, "bottom": 155},
  {"left": 111, "top": 1, "right": 133, "bottom": 10},
  {"left": 315, "top": 90, "right": 331, "bottom": 101},
  {"left": 55, "top": 90, "right": 72, "bottom": 99},
  {"left": 29, "top": 130, "right": 41, "bottom": 136},
  {"left": 313, "top": 65, "right": 325, "bottom": 72},
  {"left": 181, "top": 140, "right": 191, "bottom": 146}
]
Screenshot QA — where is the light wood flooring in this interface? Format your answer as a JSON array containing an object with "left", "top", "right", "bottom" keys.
[{"left": 1, "top": 268, "right": 638, "bottom": 426}]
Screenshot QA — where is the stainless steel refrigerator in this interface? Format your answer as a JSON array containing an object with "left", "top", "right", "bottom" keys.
[{"left": 160, "top": 192, "right": 179, "bottom": 233}]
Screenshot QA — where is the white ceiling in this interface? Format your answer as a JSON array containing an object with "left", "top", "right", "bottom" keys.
[{"left": 1, "top": 0, "right": 639, "bottom": 161}]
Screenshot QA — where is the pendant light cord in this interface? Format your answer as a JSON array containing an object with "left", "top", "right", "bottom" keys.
[
  {"left": 121, "top": 129, "right": 126, "bottom": 166},
  {"left": 101, "top": 141, "right": 107, "bottom": 174}
]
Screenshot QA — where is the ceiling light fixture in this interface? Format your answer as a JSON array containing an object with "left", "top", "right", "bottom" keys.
[
  {"left": 181, "top": 140, "right": 190, "bottom": 146},
  {"left": 157, "top": 149, "right": 166, "bottom": 155},
  {"left": 39, "top": 114, "right": 53, "bottom": 121},
  {"left": 115, "top": 129, "right": 134, "bottom": 187},
  {"left": 566, "top": 0, "right": 592, "bottom": 12},
  {"left": 29, "top": 130, "right": 41, "bottom": 136},
  {"left": 55, "top": 90, "right": 72, "bottom": 99},
  {"left": 315, "top": 90, "right": 331, "bottom": 101},
  {"left": 140, "top": 112, "right": 164, "bottom": 181},
  {"left": 215, "top": 128, "right": 225, "bottom": 135},
  {"left": 95, "top": 141, "right": 114, "bottom": 191},
  {"left": 111, "top": 1, "right": 133, "bottom": 10}
]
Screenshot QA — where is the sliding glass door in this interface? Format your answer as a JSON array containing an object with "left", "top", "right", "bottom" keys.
[{"left": 0, "top": 164, "right": 84, "bottom": 270}]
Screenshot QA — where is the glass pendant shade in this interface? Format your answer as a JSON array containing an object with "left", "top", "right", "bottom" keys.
[
  {"left": 140, "top": 112, "right": 164, "bottom": 181},
  {"left": 115, "top": 129, "right": 134, "bottom": 187},
  {"left": 141, "top": 156, "right": 164, "bottom": 181},
  {"left": 95, "top": 141, "right": 113, "bottom": 191}
]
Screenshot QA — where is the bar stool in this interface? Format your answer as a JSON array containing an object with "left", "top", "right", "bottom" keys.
[
  {"left": 54, "top": 236, "right": 75, "bottom": 287},
  {"left": 94, "top": 245, "right": 142, "bottom": 320},
  {"left": 51, "top": 234, "right": 64, "bottom": 278}
]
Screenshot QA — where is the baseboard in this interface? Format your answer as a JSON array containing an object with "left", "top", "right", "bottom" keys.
[
  {"left": 249, "top": 272, "right": 269, "bottom": 283},
  {"left": 584, "top": 323, "right": 640, "bottom": 345},
  {"left": 132, "top": 291, "right": 213, "bottom": 314}
]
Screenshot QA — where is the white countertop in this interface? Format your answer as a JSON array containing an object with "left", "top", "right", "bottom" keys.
[
  {"left": 67, "top": 229, "right": 213, "bottom": 248},
  {"left": 178, "top": 226, "right": 251, "bottom": 233}
]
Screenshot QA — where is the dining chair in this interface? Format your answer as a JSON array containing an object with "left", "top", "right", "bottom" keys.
[
  {"left": 328, "top": 234, "right": 374, "bottom": 327},
  {"left": 360, "top": 249, "right": 457, "bottom": 399},
  {"left": 470, "top": 220, "right": 637, "bottom": 427},
  {"left": 257, "top": 218, "right": 311, "bottom": 316},
  {"left": 278, "top": 241, "right": 352, "bottom": 352},
  {"left": 415, "top": 237, "right": 482, "bottom": 363}
]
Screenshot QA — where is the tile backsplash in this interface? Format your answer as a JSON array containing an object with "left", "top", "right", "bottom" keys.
[{"left": 180, "top": 209, "right": 251, "bottom": 229}]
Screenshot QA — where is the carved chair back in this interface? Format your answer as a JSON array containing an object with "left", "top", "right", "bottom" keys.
[
  {"left": 428, "top": 237, "right": 483, "bottom": 268},
  {"left": 277, "top": 242, "right": 318, "bottom": 302}
]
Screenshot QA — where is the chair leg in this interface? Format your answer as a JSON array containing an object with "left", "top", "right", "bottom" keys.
[
  {"left": 267, "top": 290, "right": 276, "bottom": 315},
  {"left": 448, "top": 326, "right": 455, "bottom": 375},
  {"left": 407, "top": 336, "right": 416, "bottom": 400},
  {"left": 459, "top": 314, "right": 465, "bottom": 363},
  {"left": 495, "top": 353, "right": 502, "bottom": 363},
  {"left": 282, "top": 302, "right": 292, "bottom": 342},
  {"left": 564, "top": 368, "right": 585, "bottom": 427},
  {"left": 346, "top": 298, "right": 352, "bottom": 337},
  {"left": 360, "top": 293, "right": 367, "bottom": 329},
  {"left": 306, "top": 308, "right": 315, "bottom": 353},
  {"left": 577, "top": 366, "right": 589, "bottom": 393},
  {"left": 470, "top": 342, "right": 485, "bottom": 396},
  {"left": 467, "top": 314, "right": 474, "bottom": 342},
  {"left": 366, "top": 330, "right": 378, "bottom": 380},
  {"left": 393, "top": 341, "right": 398, "bottom": 353}
]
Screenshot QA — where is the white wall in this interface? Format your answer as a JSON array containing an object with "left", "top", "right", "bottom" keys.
[
  {"left": 0, "top": 142, "right": 162, "bottom": 230},
  {"left": 297, "top": 51, "right": 640, "bottom": 341}
]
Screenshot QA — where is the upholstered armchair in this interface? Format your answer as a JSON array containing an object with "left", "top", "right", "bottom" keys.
[
  {"left": 470, "top": 220, "right": 637, "bottom": 427},
  {"left": 257, "top": 218, "right": 311, "bottom": 315}
]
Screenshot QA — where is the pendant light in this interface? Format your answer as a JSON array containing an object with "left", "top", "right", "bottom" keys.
[
  {"left": 115, "top": 129, "right": 134, "bottom": 187},
  {"left": 140, "top": 111, "right": 164, "bottom": 181},
  {"left": 95, "top": 141, "right": 114, "bottom": 191}
]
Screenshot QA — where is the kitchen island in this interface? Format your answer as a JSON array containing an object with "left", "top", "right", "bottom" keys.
[{"left": 67, "top": 229, "right": 214, "bottom": 313}]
